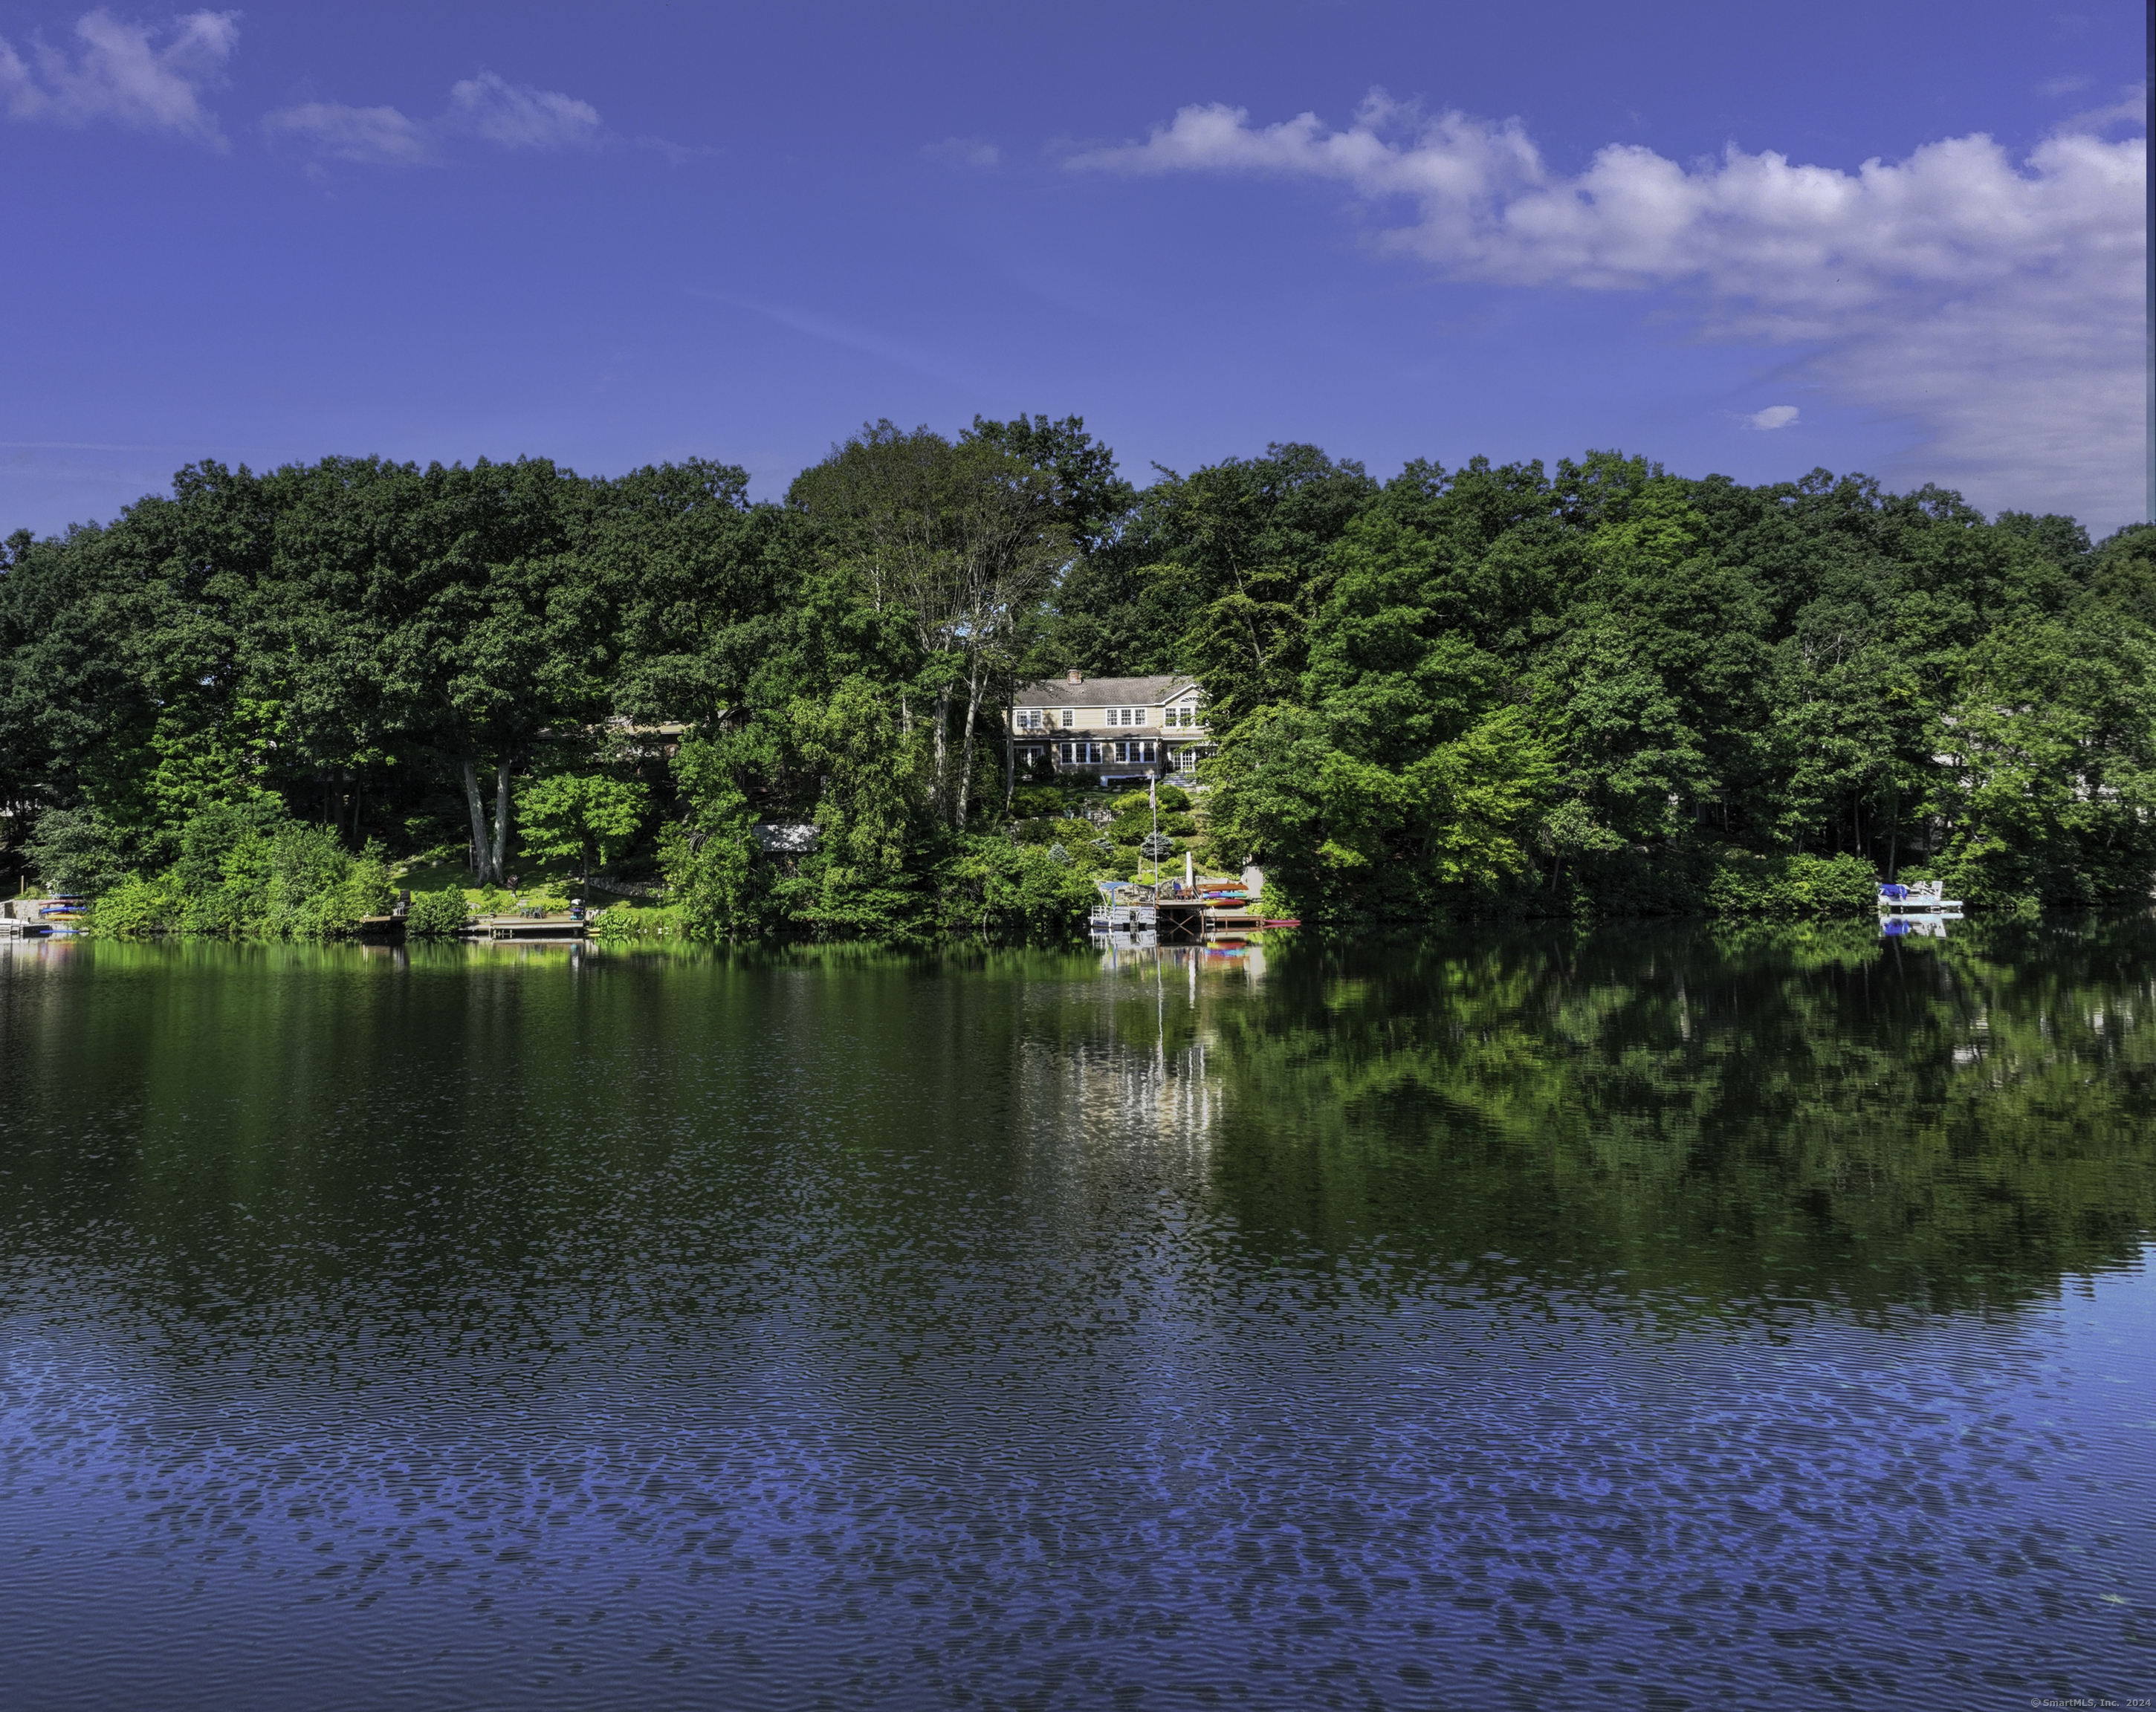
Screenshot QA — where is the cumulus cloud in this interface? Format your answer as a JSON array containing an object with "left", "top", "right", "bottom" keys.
[
  {"left": 1745, "top": 405, "right": 1800, "bottom": 430},
  {"left": 265, "top": 70, "right": 603, "bottom": 166},
  {"left": 1071, "top": 94, "right": 2144, "bottom": 524},
  {"left": 0, "top": 7, "right": 237, "bottom": 146}
]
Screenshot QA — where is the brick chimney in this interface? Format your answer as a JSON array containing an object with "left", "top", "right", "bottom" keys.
[{"left": 1066, "top": 668, "right": 1082, "bottom": 684}]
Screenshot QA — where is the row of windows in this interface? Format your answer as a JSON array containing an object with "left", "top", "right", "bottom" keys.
[
  {"left": 1011, "top": 740, "right": 1167, "bottom": 765},
  {"left": 1012, "top": 705, "right": 1202, "bottom": 730}
]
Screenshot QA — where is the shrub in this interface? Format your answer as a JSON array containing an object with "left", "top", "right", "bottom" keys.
[
  {"left": 90, "top": 873, "right": 174, "bottom": 936},
  {"left": 588, "top": 903, "right": 680, "bottom": 941},
  {"left": 936, "top": 836, "right": 1095, "bottom": 946},
  {"left": 269, "top": 822, "right": 350, "bottom": 907},
  {"left": 1900, "top": 856, "right": 2034, "bottom": 917},
  {"left": 1010, "top": 817, "right": 1066, "bottom": 846},
  {"left": 266, "top": 826, "right": 393, "bottom": 938},
  {"left": 345, "top": 845, "right": 395, "bottom": 919},
  {"left": 661, "top": 821, "right": 774, "bottom": 941},
  {"left": 1106, "top": 787, "right": 1189, "bottom": 843},
  {"left": 1703, "top": 847, "right": 1878, "bottom": 919},
  {"left": 407, "top": 889, "right": 470, "bottom": 938}
]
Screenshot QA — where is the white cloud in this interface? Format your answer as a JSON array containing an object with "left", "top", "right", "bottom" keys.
[
  {"left": 1745, "top": 405, "right": 1800, "bottom": 430},
  {"left": 265, "top": 70, "right": 602, "bottom": 167},
  {"left": 1072, "top": 94, "right": 2145, "bottom": 525},
  {"left": 0, "top": 7, "right": 238, "bottom": 146},
  {"left": 446, "top": 71, "right": 600, "bottom": 150},
  {"left": 263, "top": 100, "right": 431, "bottom": 166}
]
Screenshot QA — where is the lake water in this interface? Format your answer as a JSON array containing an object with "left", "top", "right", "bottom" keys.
[{"left": 1, "top": 924, "right": 2151, "bottom": 1710}]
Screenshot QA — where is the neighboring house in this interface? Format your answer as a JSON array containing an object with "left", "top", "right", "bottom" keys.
[
  {"left": 1006, "top": 670, "right": 1210, "bottom": 784},
  {"left": 601, "top": 714, "right": 691, "bottom": 763}
]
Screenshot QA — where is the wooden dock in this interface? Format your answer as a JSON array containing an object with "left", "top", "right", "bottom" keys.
[
  {"left": 1, "top": 898, "right": 82, "bottom": 936},
  {"left": 472, "top": 913, "right": 587, "bottom": 943},
  {"left": 1094, "top": 879, "right": 1289, "bottom": 948}
]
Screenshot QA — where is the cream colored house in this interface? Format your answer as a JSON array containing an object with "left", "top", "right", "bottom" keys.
[{"left": 1006, "top": 670, "right": 1209, "bottom": 783}]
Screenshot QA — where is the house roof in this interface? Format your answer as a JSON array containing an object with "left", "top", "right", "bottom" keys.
[{"left": 1014, "top": 673, "right": 1200, "bottom": 707}]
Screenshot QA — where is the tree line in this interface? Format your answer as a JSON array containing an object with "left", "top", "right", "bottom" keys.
[{"left": 3, "top": 417, "right": 2152, "bottom": 939}]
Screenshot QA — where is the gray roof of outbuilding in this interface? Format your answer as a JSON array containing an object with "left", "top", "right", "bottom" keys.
[{"left": 1014, "top": 673, "right": 1200, "bottom": 707}]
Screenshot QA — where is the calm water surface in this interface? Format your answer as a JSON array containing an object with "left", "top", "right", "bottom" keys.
[{"left": 1, "top": 923, "right": 2152, "bottom": 1710}]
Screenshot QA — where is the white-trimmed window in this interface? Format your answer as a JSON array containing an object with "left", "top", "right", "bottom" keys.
[
  {"left": 1013, "top": 707, "right": 1045, "bottom": 731},
  {"left": 1061, "top": 709, "right": 1074, "bottom": 728}
]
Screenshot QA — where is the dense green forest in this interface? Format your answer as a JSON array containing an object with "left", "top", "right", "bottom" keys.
[{"left": 3, "top": 417, "right": 2153, "bottom": 941}]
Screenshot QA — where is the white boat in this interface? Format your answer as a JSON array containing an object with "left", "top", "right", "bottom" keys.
[{"left": 1877, "top": 881, "right": 1964, "bottom": 913}]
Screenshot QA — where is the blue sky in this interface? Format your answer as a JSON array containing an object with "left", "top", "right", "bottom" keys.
[{"left": 1, "top": 1, "right": 2143, "bottom": 536}]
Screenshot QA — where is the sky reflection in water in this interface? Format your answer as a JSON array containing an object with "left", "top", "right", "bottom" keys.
[{"left": 0, "top": 923, "right": 2150, "bottom": 1709}]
